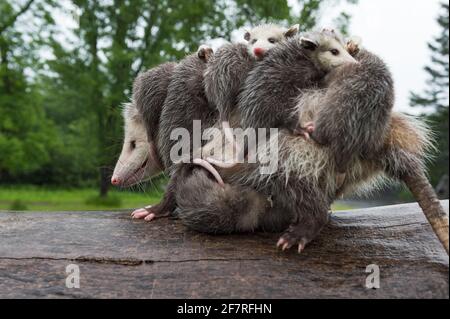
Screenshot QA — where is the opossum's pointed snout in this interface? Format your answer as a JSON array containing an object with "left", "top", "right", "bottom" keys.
[
  {"left": 253, "top": 48, "right": 265, "bottom": 58},
  {"left": 111, "top": 176, "right": 121, "bottom": 186}
]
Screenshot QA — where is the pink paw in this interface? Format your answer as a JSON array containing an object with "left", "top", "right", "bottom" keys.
[
  {"left": 294, "top": 122, "right": 315, "bottom": 139},
  {"left": 131, "top": 206, "right": 156, "bottom": 221}
]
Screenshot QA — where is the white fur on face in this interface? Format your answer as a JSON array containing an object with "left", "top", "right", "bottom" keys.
[
  {"left": 315, "top": 37, "right": 358, "bottom": 72},
  {"left": 112, "top": 103, "right": 162, "bottom": 187},
  {"left": 246, "top": 24, "right": 288, "bottom": 58}
]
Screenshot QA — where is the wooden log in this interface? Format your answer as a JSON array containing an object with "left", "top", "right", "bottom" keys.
[{"left": 0, "top": 201, "right": 448, "bottom": 299}]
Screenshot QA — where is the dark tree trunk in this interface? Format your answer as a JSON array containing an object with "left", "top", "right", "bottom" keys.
[{"left": 99, "top": 167, "right": 110, "bottom": 198}]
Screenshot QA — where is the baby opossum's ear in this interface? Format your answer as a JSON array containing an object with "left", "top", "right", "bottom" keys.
[
  {"left": 244, "top": 30, "right": 251, "bottom": 41},
  {"left": 346, "top": 36, "right": 362, "bottom": 56},
  {"left": 197, "top": 44, "right": 214, "bottom": 63},
  {"left": 284, "top": 24, "right": 300, "bottom": 38},
  {"left": 300, "top": 36, "right": 319, "bottom": 50}
]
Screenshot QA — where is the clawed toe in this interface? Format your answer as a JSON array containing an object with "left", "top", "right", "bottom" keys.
[
  {"left": 276, "top": 238, "right": 291, "bottom": 251},
  {"left": 277, "top": 234, "right": 310, "bottom": 254}
]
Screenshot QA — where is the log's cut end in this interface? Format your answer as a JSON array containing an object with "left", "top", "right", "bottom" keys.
[{"left": 0, "top": 201, "right": 448, "bottom": 299}]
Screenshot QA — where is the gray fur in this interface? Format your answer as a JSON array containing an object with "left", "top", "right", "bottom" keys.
[
  {"left": 142, "top": 54, "right": 218, "bottom": 217},
  {"left": 176, "top": 113, "right": 438, "bottom": 250},
  {"left": 204, "top": 43, "right": 255, "bottom": 121},
  {"left": 134, "top": 62, "right": 177, "bottom": 158},
  {"left": 175, "top": 167, "right": 292, "bottom": 234},
  {"left": 204, "top": 25, "right": 299, "bottom": 122},
  {"left": 158, "top": 54, "right": 218, "bottom": 170},
  {"left": 238, "top": 35, "right": 325, "bottom": 131},
  {"left": 175, "top": 43, "right": 429, "bottom": 251},
  {"left": 309, "top": 49, "right": 395, "bottom": 173}
]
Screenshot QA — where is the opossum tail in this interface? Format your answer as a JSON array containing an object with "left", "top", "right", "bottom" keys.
[
  {"left": 175, "top": 168, "right": 287, "bottom": 234},
  {"left": 403, "top": 171, "right": 449, "bottom": 254},
  {"left": 385, "top": 114, "right": 448, "bottom": 254}
]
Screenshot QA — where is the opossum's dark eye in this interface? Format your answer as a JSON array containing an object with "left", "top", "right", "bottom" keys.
[
  {"left": 130, "top": 141, "right": 136, "bottom": 150},
  {"left": 330, "top": 49, "right": 340, "bottom": 56},
  {"left": 268, "top": 38, "right": 277, "bottom": 44},
  {"left": 251, "top": 39, "right": 257, "bottom": 45}
]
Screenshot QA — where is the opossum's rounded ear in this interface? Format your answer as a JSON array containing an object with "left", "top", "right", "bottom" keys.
[
  {"left": 284, "top": 24, "right": 300, "bottom": 38},
  {"left": 197, "top": 44, "right": 214, "bottom": 62},
  {"left": 346, "top": 36, "right": 362, "bottom": 56},
  {"left": 300, "top": 37, "right": 319, "bottom": 50},
  {"left": 244, "top": 31, "right": 251, "bottom": 42}
]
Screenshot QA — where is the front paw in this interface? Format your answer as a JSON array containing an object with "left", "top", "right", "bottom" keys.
[{"left": 131, "top": 205, "right": 170, "bottom": 222}]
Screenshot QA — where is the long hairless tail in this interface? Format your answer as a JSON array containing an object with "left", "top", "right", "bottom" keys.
[
  {"left": 403, "top": 171, "right": 449, "bottom": 254},
  {"left": 192, "top": 158, "right": 225, "bottom": 186}
]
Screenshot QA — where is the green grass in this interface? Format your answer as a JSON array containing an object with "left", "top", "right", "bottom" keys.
[
  {"left": 331, "top": 203, "right": 354, "bottom": 211},
  {"left": 0, "top": 185, "right": 353, "bottom": 212},
  {"left": 0, "top": 186, "right": 164, "bottom": 211}
]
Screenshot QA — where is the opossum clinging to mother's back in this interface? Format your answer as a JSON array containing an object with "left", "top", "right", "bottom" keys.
[
  {"left": 202, "top": 23, "right": 300, "bottom": 123},
  {"left": 295, "top": 29, "right": 394, "bottom": 175}
]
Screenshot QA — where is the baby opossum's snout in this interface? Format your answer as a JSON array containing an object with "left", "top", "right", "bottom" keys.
[{"left": 253, "top": 47, "right": 266, "bottom": 59}]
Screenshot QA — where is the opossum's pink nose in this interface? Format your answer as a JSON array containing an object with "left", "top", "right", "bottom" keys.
[
  {"left": 111, "top": 176, "right": 120, "bottom": 186},
  {"left": 253, "top": 48, "right": 265, "bottom": 57}
]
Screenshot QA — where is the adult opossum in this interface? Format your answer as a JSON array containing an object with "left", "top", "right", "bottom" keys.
[
  {"left": 175, "top": 112, "right": 449, "bottom": 254},
  {"left": 174, "top": 32, "right": 448, "bottom": 253}
]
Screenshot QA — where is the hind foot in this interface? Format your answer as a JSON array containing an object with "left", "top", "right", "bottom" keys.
[
  {"left": 293, "top": 122, "right": 315, "bottom": 139},
  {"left": 276, "top": 225, "right": 315, "bottom": 253}
]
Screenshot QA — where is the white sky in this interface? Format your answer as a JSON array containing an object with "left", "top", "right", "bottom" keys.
[{"left": 316, "top": 0, "right": 444, "bottom": 114}]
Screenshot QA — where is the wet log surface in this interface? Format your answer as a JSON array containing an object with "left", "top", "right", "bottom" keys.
[{"left": 0, "top": 201, "right": 448, "bottom": 299}]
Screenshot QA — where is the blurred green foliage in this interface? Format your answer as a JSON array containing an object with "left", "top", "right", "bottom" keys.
[{"left": 1, "top": 0, "right": 360, "bottom": 198}]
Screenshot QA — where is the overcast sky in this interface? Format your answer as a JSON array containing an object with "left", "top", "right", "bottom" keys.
[{"left": 314, "top": 0, "right": 444, "bottom": 114}]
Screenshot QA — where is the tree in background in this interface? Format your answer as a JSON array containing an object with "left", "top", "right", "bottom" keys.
[
  {"left": 410, "top": 2, "right": 449, "bottom": 196},
  {"left": 0, "top": 0, "right": 60, "bottom": 180}
]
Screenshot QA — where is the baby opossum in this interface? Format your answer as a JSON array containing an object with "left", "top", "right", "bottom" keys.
[
  {"left": 203, "top": 23, "right": 299, "bottom": 122},
  {"left": 238, "top": 30, "right": 357, "bottom": 132},
  {"left": 296, "top": 30, "right": 394, "bottom": 174}
]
